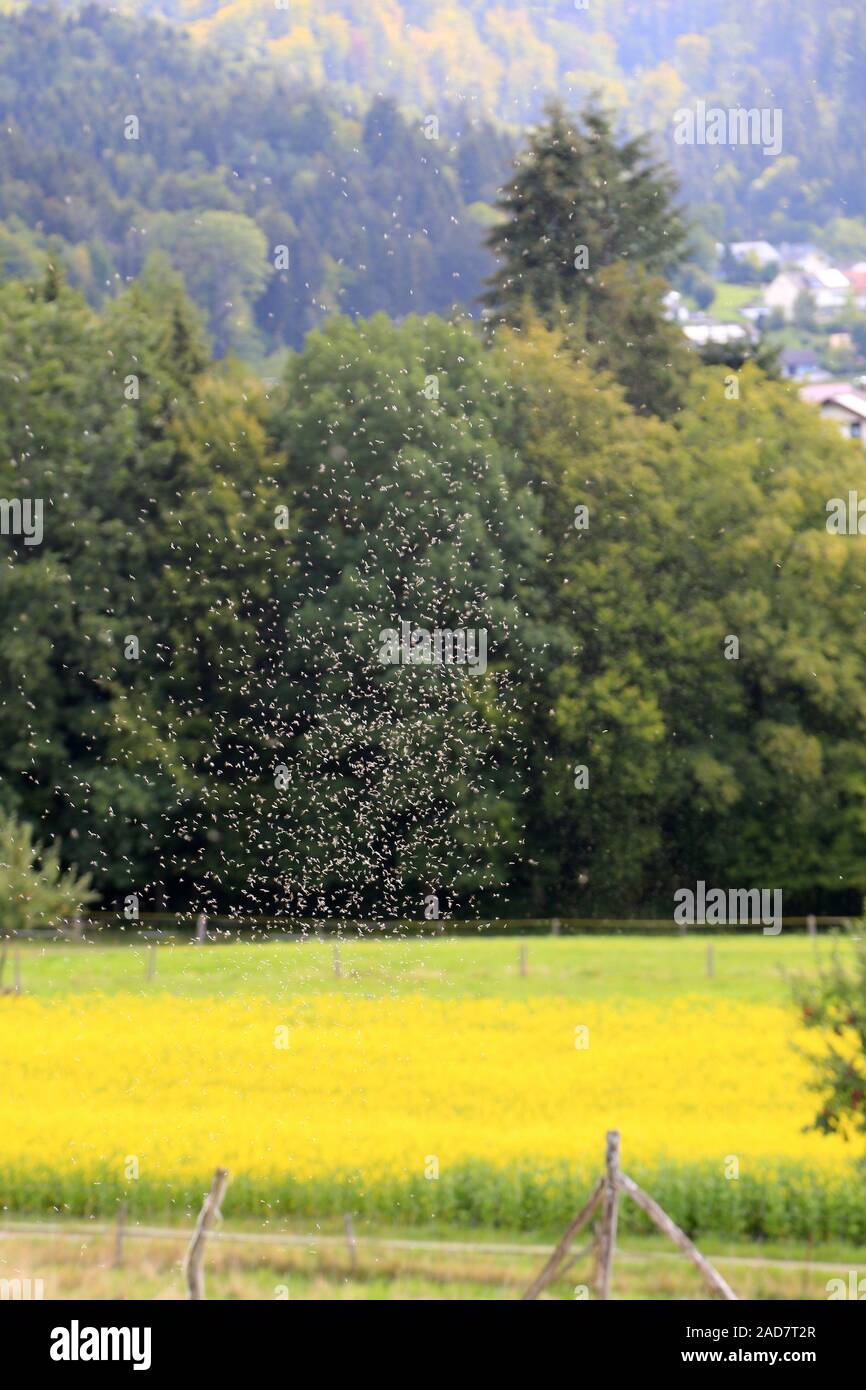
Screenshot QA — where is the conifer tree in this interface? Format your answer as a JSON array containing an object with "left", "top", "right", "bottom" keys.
[{"left": 483, "top": 101, "right": 690, "bottom": 416}]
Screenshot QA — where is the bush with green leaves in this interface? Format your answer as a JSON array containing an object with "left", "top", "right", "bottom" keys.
[
  {"left": 0, "top": 813, "right": 96, "bottom": 933},
  {"left": 793, "top": 928, "right": 866, "bottom": 1152}
]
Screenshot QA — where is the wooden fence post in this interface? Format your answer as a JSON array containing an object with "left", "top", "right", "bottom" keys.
[
  {"left": 616, "top": 1171, "right": 737, "bottom": 1300},
  {"left": 594, "top": 1129, "right": 620, "bottom": 1300},
  {"left": 522, "top": 1179, "right": 604, "bottom": 1300},
  {"left": 195, "top": 913, "right": 207, "bottom": 944},
  {"left": 183, "top": 1167, "right": 229, "bottom": 1301},
  {"left": 519, "top": 943, "right": 528, "bottom": 978},
  {"left": 806, "top": 913, "right": 817, "bottom": 939},
  {"left": 113, "top": 1200, "right": 127, "bottom": 1268},
  {"left": 344, "top": 1214, "right": 357, "bottom": 1274}
]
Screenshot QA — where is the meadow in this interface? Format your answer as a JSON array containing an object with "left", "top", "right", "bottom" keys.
[{"left": 2, "top": 934, "right": 863, "bottom": 1254}]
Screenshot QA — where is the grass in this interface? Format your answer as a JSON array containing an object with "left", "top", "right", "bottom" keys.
[
  {"left": 1, "top": 1220, "right": 862, "bottom": 1301},
  {"left": 708, "top": 281, "right": 758, "bottom": 320},
  {"left": 6, "top": 932, "right": 837, "bottom": 1004}
]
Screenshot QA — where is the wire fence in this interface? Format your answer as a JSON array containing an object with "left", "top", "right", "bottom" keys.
[{"left": 1, "top": 910, "right": 855, "bottom": 942}]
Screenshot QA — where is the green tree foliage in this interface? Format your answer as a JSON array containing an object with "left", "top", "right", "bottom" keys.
[
  {"left": 484, "top": 102, "right": 690, "bottom": 416},
  {"left": 147, "top": 212, "right": 268, "bottom": 357},
  {"left": 265, "top": 312, "right": 541, "bottom": 917},
  {"left": 0, "top": 9, "right": 509, "bottom": 356},
  {"left": 497, "top": 322, "right": 866, "bottom": 915},
  {"left": 0, "top": 812, "right": 97, "bottom": 933},
  {"left": 82, "top": 0, "right": 866, "bottom": 243},
  {"left": 0, "top": 263, "right": 284, "bottom": 909},
  {"left": 3, "top": 258, "right": 866, "bottom": 917},
  {"left": 793, "top": 929, "right": 866, "bottom": 1153}
]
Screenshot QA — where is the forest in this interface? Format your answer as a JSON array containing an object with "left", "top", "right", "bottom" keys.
[
  {"left": 3, "top": 6, "right": 866, "bottom": 921},
  {"left": 4, "top": 100, "right": 866, "bottom": 920},
  {"left": 3, "top": 3, "right": 866, "bottom": 360}
]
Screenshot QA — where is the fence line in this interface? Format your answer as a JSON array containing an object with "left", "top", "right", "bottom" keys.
[
  {"left": 2, "top": 911, "right": 854, "bottom": 943},
  {"left": 0, "top": 1219, "right": 847, "bottom": 1274}
]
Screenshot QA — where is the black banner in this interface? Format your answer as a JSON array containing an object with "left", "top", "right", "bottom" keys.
[{"left": 5, "top": 1296, "right": 860, "bottom": 1375}]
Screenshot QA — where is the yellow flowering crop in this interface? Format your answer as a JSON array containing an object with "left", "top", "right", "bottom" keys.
[{"left": 0, "top": 993, "right": 848, "bottom": 1190}]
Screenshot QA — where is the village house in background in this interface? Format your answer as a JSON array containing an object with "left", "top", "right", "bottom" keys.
[
  {"left": 669, "top": 239, "right": 866, "bottom": 446},
  {"left": 799, "top": 381, "right": 866, "bottom": 445}
]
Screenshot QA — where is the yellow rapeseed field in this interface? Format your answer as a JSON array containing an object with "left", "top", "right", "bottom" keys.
[{"left": 0, "top": 993, "right": 848, "bottom": 1187}]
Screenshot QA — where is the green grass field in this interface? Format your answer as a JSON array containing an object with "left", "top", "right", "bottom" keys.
[
  {"left": 0, "top": 1220, "right": 860, "bottom": 1301},
  {"left": 6, "top": 931, "right": 836, "bottom": 1003},
  {"left": 709, "top": 281, "right": 758, "bottom": 320}
]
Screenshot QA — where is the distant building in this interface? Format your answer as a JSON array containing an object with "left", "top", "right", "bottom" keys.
[
  {"left": 683, "top": 319, "right": 750, "bottom": 348},
  {"left": 765, "top": 271, "right": 809, "bottom": 319},
  {"left": 799, "top": 382, "right": 866, "bottom": 445},
  {"left": 729, "top": 240, "right": 780, "bottom": 268},
  {"left": 829, "top": 331, "right": 854, "bottom": 354},
  {"left": 777, "top": 242, "right": 822, "bottom": 269},
  {"left": 662, "top": 289, "right": 690, "bottom": 324},
  {"left": 765, "top": 268, "right": 850, "bottom": 320},
  {"left": 740, "top": 303, "right": 770, "bottom": 326},
  {"left": 779, "top": 347, "right": 823, "bottom": 380},
  {"left": 843, "top": 264, "right": 866, "bottom": 308}
]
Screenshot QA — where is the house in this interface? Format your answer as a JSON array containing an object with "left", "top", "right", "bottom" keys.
[
  {"left": 799, "top": 382, "right": 866, "bottom": 445},
  {"left": 777, "top": 242, "right": 822, "bottom": 269},
  {"left": 764, "top": 271, "right": 810, "bottom": 319},
  {"left": 843, "top": 264, "right": 866, "bottom": 308},
  {"left": 779, "top": 347, "right": 823, "bottom": 381},
  {"left": 729, "top": 240, "right": 780, "bottom": 269},
  {"left": 764, "top": 268, "right": 850, "bottom": 320},
  {"left": 817, "top": 391, "right": 866, "bottom": 443},
  {"left": 740, "top": 302, "right": 770, "bottom": 327},
  {"left": 829, "top": 331, "right": 854, "bottom": 354},
  {"left": 810, "top": 264, "right": 852, "bottom": 305},
  {"left": 683, "top": 319, "right": 750, "bottom": 348},
  {"left": 662, "top": 289, "right": 690, "bottom": 324}
]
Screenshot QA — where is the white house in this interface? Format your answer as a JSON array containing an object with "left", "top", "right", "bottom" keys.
[
  {"left": 765, "top": 268, "right": 850, "bottom": 320},
  {"left": 764, "top": 271, "right": 809, "bottom": 319},
  {"left": 662, "top": 289, "right": 690, "bottom": 324},
  {"left": 817, "top": 391, "right": 866, "bottom": 443},
  {"left": 799, "top": 382, "right": 866, "bottom": 445},
  {"left": 729, "top": 240, "right": 780, "bottom": 268},
  {"left": 683, "top": 320, "right": 750, "bottom": 348}
]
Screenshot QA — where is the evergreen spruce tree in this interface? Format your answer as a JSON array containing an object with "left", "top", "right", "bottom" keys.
[{"left": 483, "top": 100, "right": 690, "bottom": 416}]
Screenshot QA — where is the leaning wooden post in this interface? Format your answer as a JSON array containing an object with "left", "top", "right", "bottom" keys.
[
  {"left": 594, "top": 1130, "right": 620, "bottom": 1300},
  {"left": 616, "top": 1171, "right": 737, "bottom": 1299},
  {"left": 113, "top": 1200, "right": 127, "bottom": 1268},
  {"left": 522, "top": 1178, "right": 604, "bottom": 1300},
  {"left": 183, "top": 1167, "right": 229, "bottom": 1301}
]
